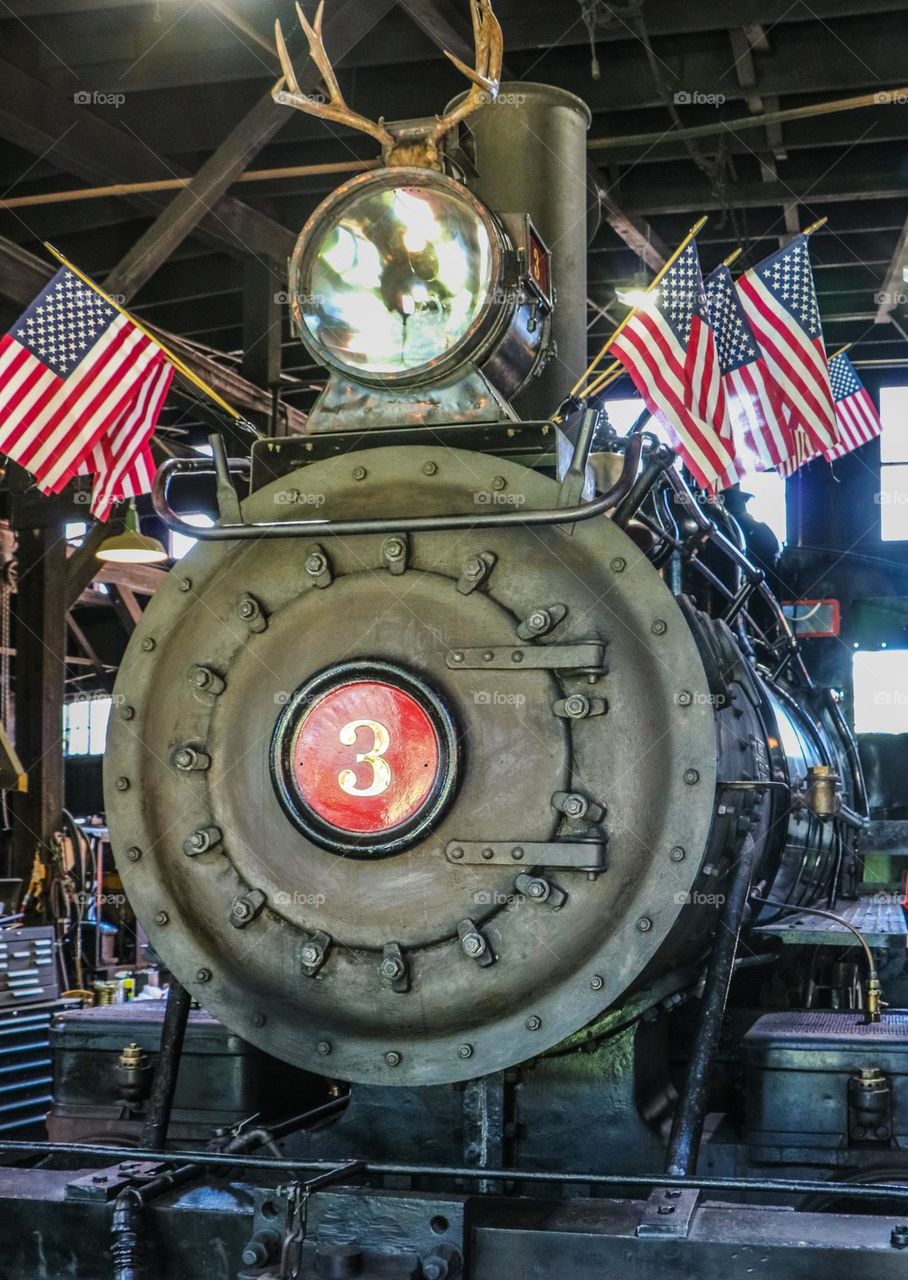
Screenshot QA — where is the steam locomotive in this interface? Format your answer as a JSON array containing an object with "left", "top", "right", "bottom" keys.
[{"left": 4, "top": 12, "right": 907, "bottom": 1280}]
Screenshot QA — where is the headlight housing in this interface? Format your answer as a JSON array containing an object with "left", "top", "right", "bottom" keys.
[{"left": 289, "top": 167, "right": 549, "bottom": 396}]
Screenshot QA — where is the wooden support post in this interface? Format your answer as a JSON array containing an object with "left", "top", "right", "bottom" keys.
[
  {"left": 10, "top": 526, "right": 67, "bottom": 881},
  {"left": 242, "top": 258, "right": 283, "bottom": 435}
]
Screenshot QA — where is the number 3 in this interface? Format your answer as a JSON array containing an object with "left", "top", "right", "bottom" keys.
[{"left": 338, "top": 719, "right": 392, "bottom": 797}]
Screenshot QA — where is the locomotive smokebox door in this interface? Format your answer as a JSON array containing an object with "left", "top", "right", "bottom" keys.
[{"left": 106, "top": 445, "right": 723, "bottom": 1086}]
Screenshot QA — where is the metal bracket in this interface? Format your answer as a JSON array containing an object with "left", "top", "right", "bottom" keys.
[
  {"left": 65, "top": 1162, "right": 168, "bottom": 1203},
  {"left": 379, "top": 941, "right": 410, "bottom": 992},
  {"left": 516, "top": 604, "right": 567, "bottom": 640},
  {"left": 446, "top": 840, "right": 605, "bottom": 871},
  {"left": 515, "top": 872, "right": 566, "bottom": 909},
  {"left": 553, "top": 693, "right": 608, "bottom": 719},
  {"left": 188, "top": 664, "right": 225, "bottom": 702},
  {"left": 457, "top": 552, "right": 496, "bottom": 595},
  {"left": 230, "top": 888, "right": 267, "bottom": 929},
  {"left": 635, "top": 1187, "right": 701, "bottom": 1239},
  {"left": 300, "top": 930, "right": 332, "bottom": 976},
  {"left": 458, "top": 918, "right": 495, "bottom": 967},
  {"left": 304, "top": 543, "right": 333, "bottom": 588},
  {"left": 381, "top": 533, "right": 410, "bottom": 575},
  {"left": 552, "top": 791, "right": 606, "bottom": 825},
  {"left": 236, "top": 593, "right": 268, "bottom": 633},
  {"left": 446, "top": 642, "right": 605, "bottom": 672}
]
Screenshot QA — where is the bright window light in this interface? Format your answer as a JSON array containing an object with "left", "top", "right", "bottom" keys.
[
  {"left": 64, "top": 696, "right": 112, "bottom": 757},
  {"left": 738, "top": 467, "right": 787, "bottom": 546},
  {"left": 66, "top": 521, "right": 88, "bottom": 547},
  {"left": 170, "top": 512, "right": 214, "bottom": 560},
  {"left": 878, "top": 386, "right": 908, "bottom": 540},
  {"left": 852, "top": 649, "right": 908, "bottom": 733}
]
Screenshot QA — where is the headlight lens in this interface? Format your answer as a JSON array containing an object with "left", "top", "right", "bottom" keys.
[{"left": 300, "top": 182, "right": 494, "bottom": 376}]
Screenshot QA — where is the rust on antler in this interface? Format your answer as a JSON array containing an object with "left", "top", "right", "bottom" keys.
[{"left": 273, "top": 0, "right": 504, "bottom": 171}]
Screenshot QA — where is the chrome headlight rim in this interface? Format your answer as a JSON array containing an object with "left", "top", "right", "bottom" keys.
[{"left": 289, "top": 167, "right": 515, "bottom": 390}]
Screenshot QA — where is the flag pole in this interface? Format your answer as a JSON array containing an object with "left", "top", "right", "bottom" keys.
[
  {"left": 828, "top": 341, "right": 853, "bottom": 360},
  {"left": 43, "top": 243, "right": 251, "bottom": 426},
  {"left": 572, "top": 215, "right": 709, "bottom": 399},
  {"left": 803, "top": 216, "right": 828, "bottom": 235},
  {"left": 722, "top": 247, "right": 743, "bottom": 269}
]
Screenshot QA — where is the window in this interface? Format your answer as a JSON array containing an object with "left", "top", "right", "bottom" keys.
[
  {"left": 879, "top": 385, "right": 908, "bottom": 541},
  {"left": 65, "top": 522, "right": 88, "bottom": 547},
  {"left": 63, "top": 696, "right": 112, "bottom": 756},
  {"left": 170, "top": 512, "right": 214, "bottom": 560},
  {"left": 852, "top": 649, "right": 908, "bottom": 734}
]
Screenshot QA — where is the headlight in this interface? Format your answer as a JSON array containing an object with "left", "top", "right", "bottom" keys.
[{"left": 290, "top": 168, "right": 553, "bottom": 395}]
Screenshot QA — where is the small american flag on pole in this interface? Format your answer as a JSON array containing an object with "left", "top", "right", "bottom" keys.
[
  {"left": 0, "top": 265, "right": 172, "bottom": 519},
  {"left": 610, "top": 241, "right": 734, "bottom": 488},
  {"left": 825, "top": 352, "right": 881, "bottom": 461},
  {"left": 736, "top": 234, "right": 838, "bottom": 455},
  {"left": 705, "top": 263, "right": 794, "bottom": 473}
]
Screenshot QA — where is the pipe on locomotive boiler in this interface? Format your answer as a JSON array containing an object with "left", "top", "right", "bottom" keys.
[
  {"left": 450, "top": 83, "right": 592, "bottom": 418},
  {"left": 666, "top": 834, "right": 756, "bottom": 1179}
]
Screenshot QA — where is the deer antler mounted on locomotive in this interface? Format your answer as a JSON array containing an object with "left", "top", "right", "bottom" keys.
[{"left": 108, "top": 0, "right": 877, "bottom": 1223}]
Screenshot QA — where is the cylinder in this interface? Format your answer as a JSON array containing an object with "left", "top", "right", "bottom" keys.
[{"left": 449, "top": 83, "right": 591, "bottom": 419}]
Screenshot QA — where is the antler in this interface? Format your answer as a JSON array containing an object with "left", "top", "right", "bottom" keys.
[
  {"left": 273, "top": 1, "right": 396, "bottom": 155},
  {"left": 429, "top": 0, "right": 504, "bottom": 148},
  {"left": 272, "top": 0, "right": 504, "bottom": 170}
]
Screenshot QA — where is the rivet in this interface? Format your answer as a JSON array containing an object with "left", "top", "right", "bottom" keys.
[
  {"left": 450, "top": 651, "right": 464, "bottom": 663},
  {"left": 196, "top": 968, "right": 212, "bottom": 983},
  {"left": 141, "top": 637, "right": 156, "bottom": 651},
  {"left": 126, "top": 847, "right": 142, "bottom": 863},
  {"left": 483, "top": 651, "right": 494, "bottom": 662},
  {"left": 511, "top": 846, "right": 525, "bottom": 860},
  {"left": 526, "top": 1015, "right": 542, "bottom": 1031},
  {"left": 637, "top": 916, "right": 653, "bottom": 933},
  {"left": 481, "top": 847, "right": 494, "bottom": 860},
  {"left": 590, "top": 975, "right": 604, "bottom": 991},
  {"left": 352, "top": 465, "right": 367, "bottom": 481},
  {"left": 155, "top": 911, "right": 169, "bottom": 926},
  {"left": 684, "top": 768, "right": 700, "bottom": 785},
  {"left": 115, "top": 776, "right": 130, "bottom": 791},
  {"left": 511, "top": 650, "right": 524, "bottom": 663},
  {"left": 120, "top": 705, "right": 135, "bottom": 721},
  {"left": 450, "top": 846, "right": 464, "bottom": 860},
  {"left": 252, "top": 1012, "right": 266, "bottom": 1028},
  {"left": 491, "top": 476, "right": 507, "bottom": 491},
  {"left": 385, "top": 1050, "right": 402, "bottom": 1066},
  {"left": 458, "top": 1043, "right": 474, "bottom": 1059},
  {"left": 422, "top": 461, "right": 438, "bottom": 476},
  {"left": 677, "top": 690, "right": 692, "bottom": 706},
  {"left": 178, "top": 577, "right": 192, "bottom": 592},
  {"left": 670, "top": 846, "right": 686, "bottom": 862},
  {"left": 317, "top": 1041, "right": 332, "bottom": 1055},
  {"left": 610, "top": 557, "right": 626, "bottom": 573},
  {"left": 651, "top": 619, "right": 667, "bottom": 636}
]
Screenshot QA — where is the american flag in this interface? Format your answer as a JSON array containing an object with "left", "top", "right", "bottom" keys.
[
  {"left": 0, "top": 266, "right": 172, "bottom": 519},
  {"left": 610, "top": 241, "right": 734, "bottom": 488},
  {"left": 825, "top": 352, "right": 881, "bottom": 461},
  {"left": 736, "top": 235, "right": 838, "bottom": 455},
  {"left": 705, "top": 263, "right": 794, "bottom": 477}
]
